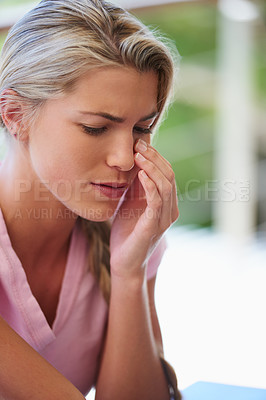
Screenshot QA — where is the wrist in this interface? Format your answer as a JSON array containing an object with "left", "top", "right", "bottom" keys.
[{"left": 110, "top": 266, "right": 147, "bottom": 294}]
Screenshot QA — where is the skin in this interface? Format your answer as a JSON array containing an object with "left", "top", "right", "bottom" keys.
[{"left": 0, "top": 66, "right": 179, "bottom": 399}]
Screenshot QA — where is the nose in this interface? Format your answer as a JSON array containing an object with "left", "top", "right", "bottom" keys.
[{"left": 106, "top": 131, "right": 135, "bottom": 171}]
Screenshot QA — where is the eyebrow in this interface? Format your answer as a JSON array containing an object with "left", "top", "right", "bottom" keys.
[{"left": 78, "top": 111, "right": 159, "bottom": 123}]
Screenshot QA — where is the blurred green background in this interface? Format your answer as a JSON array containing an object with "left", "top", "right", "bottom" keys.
[
  {"left": 137, "top": 3, "right": 217, "bottom": 228},
  {"left": 135, "top": 1, "right": 266, "bottom": 230},
  {"left": 0, "top": 0, "right": 265, "bottom": 230}
]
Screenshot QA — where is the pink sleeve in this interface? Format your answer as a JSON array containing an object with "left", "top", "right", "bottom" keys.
[{"left": 146, "top": 237, "right": 167, "bottom": 280}]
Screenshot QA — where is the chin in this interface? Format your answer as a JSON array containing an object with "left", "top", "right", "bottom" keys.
[{"left": 70, "top": 203, "right": 117, "bottom": 222}]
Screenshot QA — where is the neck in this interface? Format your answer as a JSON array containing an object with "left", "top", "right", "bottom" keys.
[{"left": 0, "top": 145, "right": 78, "bottom": 269}]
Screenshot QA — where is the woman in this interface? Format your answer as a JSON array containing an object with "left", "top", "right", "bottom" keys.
[{"left": 0, "top": 0, "right": 180, "bottom": 399}]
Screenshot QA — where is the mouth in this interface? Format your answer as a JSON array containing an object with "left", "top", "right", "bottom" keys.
[{"left": 91, "top": 182, "right": 129, "bottom": 199}]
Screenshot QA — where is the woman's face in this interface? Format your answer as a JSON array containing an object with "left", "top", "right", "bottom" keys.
[{"left": 27, "top": 66, "right": 159, "bottom": 221}]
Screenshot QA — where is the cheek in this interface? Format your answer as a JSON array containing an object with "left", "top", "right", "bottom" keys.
[
  {"left": 146, "top": 136, "right": 151, "bottom": 145},
  {"left": 28, "top": 125, "right": 76, "bottom": 182}
]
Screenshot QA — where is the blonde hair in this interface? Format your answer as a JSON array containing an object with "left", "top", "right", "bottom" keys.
[{"left": 0, "top": 0, "right": 177, "bottom": 302}]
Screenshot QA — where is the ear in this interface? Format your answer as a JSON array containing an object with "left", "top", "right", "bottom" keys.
[{"left": 0, "top": 89, "right": 29, "bottom": 141}]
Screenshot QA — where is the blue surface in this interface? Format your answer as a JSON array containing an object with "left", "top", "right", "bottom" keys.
[{"left": 181, "top": 382, "right": 266, "bottom": 400}]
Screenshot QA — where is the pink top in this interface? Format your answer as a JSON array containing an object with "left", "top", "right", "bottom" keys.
[{"left": 0, "top": 208, "right": 166, "bottom": 396}]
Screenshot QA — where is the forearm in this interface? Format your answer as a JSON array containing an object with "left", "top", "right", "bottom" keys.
[
  {"left": 95, "top": 272, "right": 170, "bottom": 400},
  {"left": 0, "top": 317, "right": 85, "bottom": 400}
]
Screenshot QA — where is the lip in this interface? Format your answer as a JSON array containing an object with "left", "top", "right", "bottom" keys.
[
  {"left": 96, "top": 182, "right": 128, "bottom": 188},
  {"left": 91, "top": 182, "right": 129, "bottom": 199}
]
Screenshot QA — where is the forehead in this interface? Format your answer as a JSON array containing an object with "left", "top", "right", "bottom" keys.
[{"left": 67, "top": 66, "right": 158, "bottom": 118}]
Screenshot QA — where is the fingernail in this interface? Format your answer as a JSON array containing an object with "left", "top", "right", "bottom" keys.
[
  {"left": 136, "top": 152, "right": 145, "bottom": 162},
  {"left": 136, "top": 139, "right": 147, "bottom": 152}
]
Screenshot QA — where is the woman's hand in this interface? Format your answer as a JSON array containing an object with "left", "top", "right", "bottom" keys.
[{"left": 110, "top": 139, "right": 179, "bottom": 279}]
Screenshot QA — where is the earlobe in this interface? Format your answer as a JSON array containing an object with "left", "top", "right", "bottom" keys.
[{"left": 0, "top": 88, "right": 29, "bottom": 141}]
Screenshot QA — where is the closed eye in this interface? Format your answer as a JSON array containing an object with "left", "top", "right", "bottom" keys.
[
  {"left": 133, "top": 126, "right": 152, "bottom": 135},
  {"left": 81, "top": 124, "right": 152, "bottom": 136},
  {"left": 82, "top": 125, "right": 107, "bottom": 136}
]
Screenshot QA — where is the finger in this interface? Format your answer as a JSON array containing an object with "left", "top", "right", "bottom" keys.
[
  {"left": 135, "top": 152, "right": 179, "bottom": 228},
  {"left": 138, "top": 169, "right": 162, "bottom": 233},
  {"left": 135, "top": 152, "right": 171, "bottom": 202},
  {"left": 171, "top": 179, "right": 179, "bottom": 223},
  {"left": 135, "top": 152, "right": 175, "bottom": 226},
  {"left": 135, "top": 139, "right": 179, "bottom": 226},
  {"left": 135, "top": 139, "right": 174, "bottom": 184}
]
